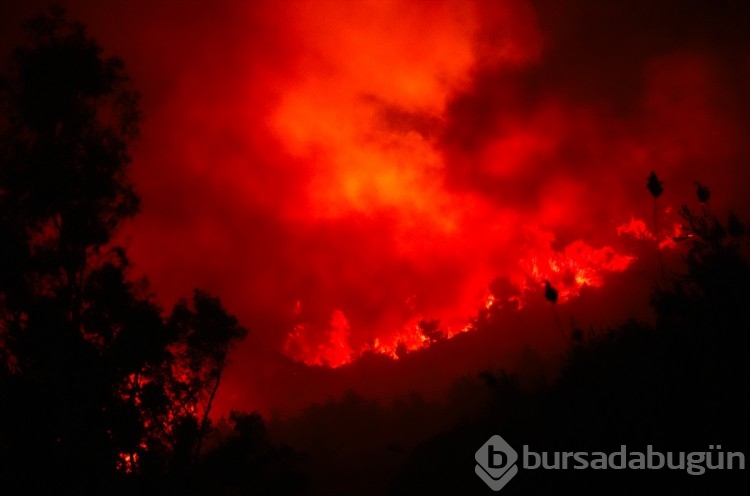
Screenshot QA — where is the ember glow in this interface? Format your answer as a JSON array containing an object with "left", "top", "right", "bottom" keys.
[{"left": 4, "top": 0, "right": 748, "bottom": 412}]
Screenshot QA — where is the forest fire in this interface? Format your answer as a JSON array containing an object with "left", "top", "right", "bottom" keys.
[
  {"left": 283, "top": 215, "right": 682, "bottom": 368},
  {"left": 2, "top": 1, "right": 749, "bottom": 493},
  {"left": 1, "top": 0, "right": 735, "bottom": 419}
]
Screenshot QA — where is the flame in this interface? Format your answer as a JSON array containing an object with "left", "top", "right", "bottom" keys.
[
  {"left": 616, "top": 217, "right": 655, "bottom": 240},
  {"left": 116, "top": 452, "right": 138, "bottom": 474},
  {"left": 484, "top": 293, "right": 496, "bottom": 310},
  {"left": 281, "top": 214, "right": 688, "bottom": 368},
  {"left": 365, "top": 319, "right": 431, "bottom": 360},
  {"left": 616, "top": 216, "right": 683, "bottom": 249},
  {"left": 518, "top": 236, "right": 635, "bottom": 302},
  {"left": 284, "top": 309, "right": 354, "bottom": 368},
  {"left": 658, "top": 223, "right": 684, "bottom": 250}
]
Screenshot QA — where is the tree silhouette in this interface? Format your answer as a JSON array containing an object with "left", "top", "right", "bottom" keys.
[
  {"left": 695, "top": 181, "right": 711, "bottom": 204},
  {"left": 647, "top": 171, "right": 667, "bottom": 285},
  {"left": 543, "top": 279, "right": 566, "bottom": 343},
  {"left": 167, "top": 290, "right": 248, "bottom": 463},
  {"left": 542, "top": 279, "right": 558, "bottom": 303},
  {"left": 0, "top": 7, "right": 252, "bottom": 492},
  {"left": 391, "top": 191, "right": 750, "bottom": 495}
]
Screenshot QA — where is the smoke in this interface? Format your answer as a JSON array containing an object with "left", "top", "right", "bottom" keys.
[{"left": 1, "top": 0, "right": 748, "bottom": 414}]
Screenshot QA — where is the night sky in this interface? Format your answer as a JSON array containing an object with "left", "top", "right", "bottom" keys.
[{"left": 3, "top": 0, "right": 749, "bottom": 416}]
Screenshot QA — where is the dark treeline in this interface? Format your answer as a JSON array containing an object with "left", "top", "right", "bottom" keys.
[
  {"left": 2, "top": 7, "right": 749, "bottom": 496},
  {"left": 270, "top": 195, "right": 750, "bottom": 495},
  {"left": 0, "top": 7, "right": 304, "bottom": 494},
  {"left": 387, "top": 197, "right": 750, "bottom": 494}
]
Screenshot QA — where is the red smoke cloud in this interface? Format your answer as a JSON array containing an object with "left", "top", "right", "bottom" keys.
[{"left": 2, "top": 0, "right": 749, "bottom": 414}]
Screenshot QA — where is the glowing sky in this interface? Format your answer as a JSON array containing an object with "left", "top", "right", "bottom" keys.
[{"left": 2, "top": 0, "right": 749, "bottom": 414}]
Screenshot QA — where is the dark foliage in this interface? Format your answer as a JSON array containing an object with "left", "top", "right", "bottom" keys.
[
  {"left": 390, "top": 202, "right": 750, "bottom": 494},
  {"left": 647, "top": 171, "right": 663, "bottom": 198},
  {"left": 0, "top": 7, "right": 301, "bottom": 494}
]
